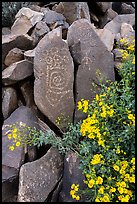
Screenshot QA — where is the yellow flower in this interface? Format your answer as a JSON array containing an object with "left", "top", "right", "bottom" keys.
[
  {"left": 100, "top": 112, "right": 106, "bottom": 118},
  {"left": 16, "top": 141, "right": 21, "bottom": 147},
  {"left": 98, "top": 186, "right": 104, "bottom": 194},
  {"left": 77, "top": 101, "right": 83, "bottom": 110},
  {"left": 75, "top": 195, "right": 80, "bottom": 201},
  {"left": 109, "top": 187, "right": 116, "bottom": 193},
  {"left": 120, "top": 181, "right": 126, "bottom": 188},
  {"left": 118, "top": 187, "right": 124, "bottom": 194},
  {"left": 9, "top": 145, "right": 14, "bottom": 151},
  {"left": 116, "top": 149, "right": 120, "bottom": 154},
  {"left": 121, "top": 195, "right": 130, "bottom": 202},
  {"left": 129, "top": 175, "right": 135, "bottom": 183},
  {"left": 12, "top": 128, "right": 17, "bottom": 133},
  {"left": 88, "top": 179, "right": 95, "bottom": 188},
  {"left": 96, "top": 176, "right": 103, "bottom": 185},
  {"left": 96, "top": 94, "right": 99, "bottom": 101},
  {"left": 113, "top": 164, "right": 119, "bottom": 171},
  {"left": 95, "top": 197, "right": 100, "bottom": 202},
  {"left": 131, "top": 158, "right": 135, "bottom": 165},
  {"left": 12, "top": 133, "right": 17, "bottom": 139},
  {"left": 99, "top": 101, "right": 103, "bottom": 106},
  {"left": 8, "top": 134, "right": 12, "bottom": 140}
]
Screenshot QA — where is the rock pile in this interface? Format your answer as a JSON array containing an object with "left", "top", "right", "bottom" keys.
[{"left": 2, "top": 2, "right": 135, "bottom": 202}]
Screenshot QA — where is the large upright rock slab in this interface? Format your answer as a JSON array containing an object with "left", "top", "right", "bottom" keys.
[
  {"left": 34, "top": 27, "right": 74, "bottom": 129},
  {"left": 67, "top": 19, "right": 115, "bottom": 122},
  {"left": 18, "top": 147, "right": 63, "bottom": 202}
]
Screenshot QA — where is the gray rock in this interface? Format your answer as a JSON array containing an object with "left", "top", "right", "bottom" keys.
[
  {"left": 4, "top": 47, "right": 24, "bottom": 67},
  {"left": 53, "top": 2, "right": 91, "bottom": 25},
  {"left": 18, "top": 147, "right": 63, "bottom": 202},
  {"left": 2, "top": 59, "right": 33, "bottom": 86},
  {"left": 2, "top": 34, "right": 34, "bottom": 70},
  {"left": 20, "top": 80, "right": 35, "bottom": 108},
  {"left": 34, "top": 27, "right": 74, "bottom": 129},
  {"left": 31, "top": 21, "right": 50, "bottom": 46},
  {"left": 41, "top": 7, "right": 66, "bottom": 26},
  {"left": 11, "top": 7, "right": 44, "bottom": 35},
  {"left": 112, "top": 48, "right": 123, "bottom": 62},
  {"left": 50, "top": 178, "right": 63, "bottom": 202},
  {"left": 24, "top": 48, "right": 36, "bottom": 63},
  {"left": 96, "top": 2, "right": 111, "bottom": 14},
  {"left": 121, "top": 3, "right": 135, "bottom": 14},
  {"left": 2, "top": 106, "right": 40, "bottom": 202},
  {"left": 59, "top": 151, "right": 86, "bottom": 202},
  {"left": 120, "top": 22, "right": 135, "bottom": 38},
  {"left": 2, "top": 27, "right": 11, "bottom": 35},
  {"left": 67, "top": 19, "right": 115, "bottom": 122},
  {"left": 2, "top": 87, "right": 18, "bottom": 120},
  {"left": 104, "top": 14, "right": 135, "bottom": 35},
  {"left": 95, "top": 28, "right": 115, "bottom": 51}
]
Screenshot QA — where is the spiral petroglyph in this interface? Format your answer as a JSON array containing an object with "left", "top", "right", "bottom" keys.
[{"left": 34, "top": 27, "right": 74, "bottom": 127}]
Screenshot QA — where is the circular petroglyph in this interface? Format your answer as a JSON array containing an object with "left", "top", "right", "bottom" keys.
[{"left": 49, "top": 70, "right": 66, "bottom": 89}]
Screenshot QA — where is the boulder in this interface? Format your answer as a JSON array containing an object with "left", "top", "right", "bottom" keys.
[
  {"left": 67, "top": 19, "right": 115, "bottom": 122},
  {"left": 95, "top": 28, "right": 115, "bottom": 51},
  {"left": 24, "top": 48, "right": 36, "bottom": 63},
  {"left": 2, "top": 87, "right": 18, "bottom": 120},
  {"left": 2, "top": 27, "right": 11, "bottom": 35},
  {"left": 104, "top": 14, "right": 135, "bottom": 35},
  {"left": 53, "top": 2, "right": 91, "bottom": 25},
  {"left": 2, "top": 34, "right": 34, "bottom": 70},
  {"left": 121, "top": 3, "right": 135, "bottom": 14},
  {"left": 31, "top": 21, "right": 50, "bottom": 46},
  {"left": 2, "top": 59, "right": 33, "bottom": 86},
  {"left": 4, "top": 47, "right": 24, "bottom": 67},
  {"left": 34, "top": 27, "right": 74, "bottom": 129},
  {"left": 59, "top": 151, "right": 86, "bottom": 202},
  {"left": 20, "top": 80, "right": 35, "bottom": 108},
  {"left": 41, "top": 7, "right": 66, "bottom": 26},
  {"left": 18, "top": 147, "right": 63, "bottom": 202},
  {"left": 11, "top": 7, "right": 44, "bottom": 35},
  {"left": 120, "top": 22, "right": 135, "bottom": 38},
  {"left": 95, "top": 2, "right": 112, "bottom": 14}
]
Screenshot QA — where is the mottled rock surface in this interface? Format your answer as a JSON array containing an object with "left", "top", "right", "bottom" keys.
[
  {"left": 2, "top": 59, "right": 33, "bottom": 86},
  {"left": 53, "top": 2, "right": 91, "bottom": 25},
  {"left": 11, "top": 7, "right": 44, "bottom": 35},
  {"left": 34, "top": 27, "right": 74, "bottom": 129},
  {"left": 18, "top": 147, "right": 63, "bottom": 202},
  {"left": 67, "top": 19, "right": 115, "bottom": 122},
  {"left": 4, "top": 47, "right": 24, "bottom": 67},
  {"left": 2, "top": 87, "right": 18, "bottom": 120}
]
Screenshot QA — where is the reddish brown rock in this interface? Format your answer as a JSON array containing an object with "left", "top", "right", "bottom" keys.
[
  {"left": 2, "top": 34, "right": 34, "bottom": 70},
  {"left": 2, "top": 59, "right": 33, "bottom": 86},
  {"left": 4, "top": 48, "right": 24, "bottom": 67},
  {"left": 18, "top": 147, "right": 63, "bottom": 202},
  {"left": 2, "top": 87, "right": 18, "bottom": 120},
  {"left": 34, "top": 27, "right": 74, "bottom": 129},
  {"left": 67, "top": 19, "right": 115, "bottom": 122},
  {"left": 11, "top": 7, "right": 44, "bottom": 35},
  {"left": 31, "top": 21, "right": 50, "bottom": 46},
  {"left": 53, "top": 2, "right": 91, "bottom": 25}
]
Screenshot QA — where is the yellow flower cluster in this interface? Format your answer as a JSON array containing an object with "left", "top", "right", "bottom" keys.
[
  {"left": 77, "top": 99, "right": 89, "bottom": 113},
  {"left": 70, "top": 184, "right": 80, "bottom": 200},
  {"left": 91, "top": 154, "right": 104, "bottom": 165},
  {"left": 119, "top": 49, "right": 129, "bottom": 60},
  {"left": 95, "top": 193, "right": 110, "bottom": 202},
  {"left": 128, "top": 113, "right": 135, "bottom": 126},
  {"left": 120, "top": 37, "right": 135, "bottom": 54}
]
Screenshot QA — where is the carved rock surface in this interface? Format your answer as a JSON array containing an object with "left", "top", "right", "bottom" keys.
[
  {"left": 11, "top": 7, "right": 44, "bottom": 35},
  {"left": 2, "top": 87, "right": 18, "bottom": 120},
  {"left": 34, "top": 27, "right": 74, "bottom": 129},
  {"left": 53, "top": 2, "right": 91, "bottom": 25},
  {"left": 18, "top": 147, "right": 63, "bottom": 202},
  {"left": 2, "top": 59, "right": 33, "bottom": 86},
  {"left": 4, "top": 47, "right": 24, "bottom": 67},
  {"left": 67, "top": 19, "right": 115, "bottom": 122}
]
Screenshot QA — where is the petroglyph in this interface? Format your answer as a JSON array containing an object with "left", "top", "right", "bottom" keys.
[{"left": 34, "top": 27, "right": 74, "bottom": 128}]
